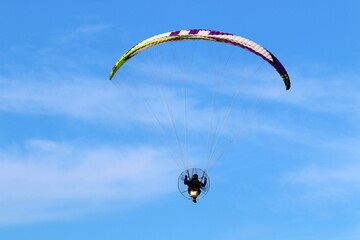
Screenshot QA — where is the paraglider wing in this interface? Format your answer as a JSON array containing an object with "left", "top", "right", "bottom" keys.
[{"left": 109, "top": 29, "right": 290, "bottom": 90}]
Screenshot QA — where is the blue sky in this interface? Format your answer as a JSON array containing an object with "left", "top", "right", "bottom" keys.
[{"left": 1, "top": 0, "right": 360, "bottom": 239}]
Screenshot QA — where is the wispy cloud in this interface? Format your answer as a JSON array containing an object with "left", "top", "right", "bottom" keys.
[
  {"left": 0, "top": 68, "right": 295, "bottom": 169},
  {"left": 285, "top": 162, "right": 360, "bottom": 201},
  {"left": 267, "top": 71, "right": 360, "bottom": 115},
  {"left": 2, "top": 61, "right": 359, "bottom": 154},
  {"left": 0, "top": 139, "right": 177, "bottom": 225},
  {"left": 56, "top": 24, "right": 111, "bottom": 43},
  {"left": 0, "top": 73, "right": 142, "bottom": 124},
  {"left": 134, "top": 59, "right": 360, "bottom": 116},
  {"left": 0, "top": 69, "right": 282, "bottom": 135}
]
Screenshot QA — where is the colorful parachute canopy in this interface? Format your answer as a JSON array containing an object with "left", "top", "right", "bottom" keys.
[{"left": 109, "top": 29, "right": 290, "bottom": 90}]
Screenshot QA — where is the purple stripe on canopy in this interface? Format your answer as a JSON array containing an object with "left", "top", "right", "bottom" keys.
[
  {"left": 209, "top": 31, "right": 232, "bottom": 35},
  {"left": 189, "top": 29, "right": 200, "bottom": 34},
  {"left": 207, "top": 37, "right": 268, "bottom": 62},
  {"left": 170, "top": 31, "right": 180, "bottom": 36}
]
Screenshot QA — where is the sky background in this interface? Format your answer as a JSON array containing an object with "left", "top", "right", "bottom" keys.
[{"left": 1, "top": 0, "right": 360, "bottom": 239}]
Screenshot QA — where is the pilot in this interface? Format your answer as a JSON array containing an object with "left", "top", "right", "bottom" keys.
[{"left": 184, "top": 174, "right": 207, "bottom": 203}]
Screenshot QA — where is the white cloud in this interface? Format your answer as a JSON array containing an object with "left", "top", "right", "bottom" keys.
[
  {"left": 0, "top": 69, "right": 287, "bottom": 139},
  {"left": 3, "top": 64, "right": 358, "bottom": 167},
  {"left": 134, "top": 59, "right": 360, "bottom": 119},
  {"left": 0, "top": 139, "right": 178, "bottom": 225},
  {"left": 0, "top": 73, "right": 144, "bottom": 124},
  {"left": 286, "top": 163, "right": 360, "bottom": 201},
  {"left": 267, "top": 72, "right": 360, "bottom": 115},
  {"left": 56, "top": 23, "right": 111, "bottom": 43}
]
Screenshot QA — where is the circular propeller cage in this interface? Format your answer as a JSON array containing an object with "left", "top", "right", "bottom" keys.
[{"left": 178, "top": 168, "right": 210, "bottom": 201}]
